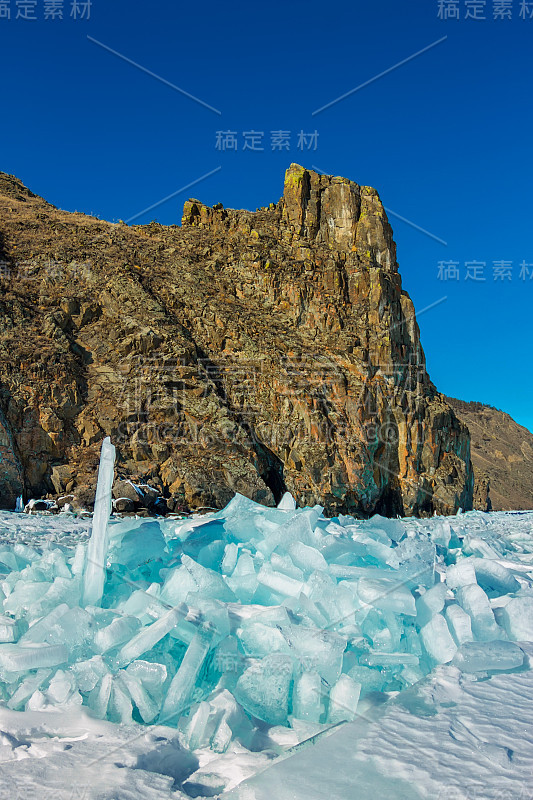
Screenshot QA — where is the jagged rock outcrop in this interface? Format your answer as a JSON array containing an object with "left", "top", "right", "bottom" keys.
[
  {"left": 472, "top": 472, "right": 492, "bottom": 513},
  {"left": 0, "top": 165, "right": 473, "bottom": 516}
]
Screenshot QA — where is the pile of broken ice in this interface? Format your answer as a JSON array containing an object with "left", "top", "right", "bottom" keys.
[{"left": 0, "top": 438, "right": 531, "bottom": 754}]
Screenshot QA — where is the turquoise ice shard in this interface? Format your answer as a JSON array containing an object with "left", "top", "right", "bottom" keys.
[
  {"left": 0, "top": 614, "right": 17, "bottom": 642},
  {"left": 292, "top": 670, "right": 322, "bottom": 723},
  {"left": 88, "top": 672, "right": 113, "bottom": 718},
  {"left": 452, "top": 641, "right": 525, "bottom": 672},
  {"left": 126, "top": 660, "right": 167, "bottom": 698},
  {"left": 420, "top": 614, "right": 457, "bottom": 664},
  {"left": 120, "top": 669, "right": 159, "bottom": 723},
  {"left": 0, "top": 643, "right": 68, "bottom": 671},
  {"left": 94, "top": 615, "right": 142, "bottom": 654},
  {"left": 415, "top": 583, "right": 447, "bottom": 627},
  {"left": 234, "top": 654, "right": 293, "bottom": 726},
  {"left": 82, "top": 437, "right": 116, "bottom": 607},
  {"left": 111, "top": 520, "right": 166, "bottom": 571},
  {"left": 183, "top": 700, "right": 213, "bottom": 751},
  {"left": 328, "top": 674, "right": 361, "bottom": 724},
  {"left": 109, "top": 676, "right": 133, "bottom": 723},
  {"left": 117, "top": 606, "right": 183, "bottom": 667},
  {"left": 2, "top": 485, "right": 533, "bottom": 742},
  {"left": 456, "top": 584, "right": 501, "bottom": 641},
  {"left": 445, "top": 603, "right": 473, "bottom": 645},
  {"left": 358, "top": 576, "right": 416, "bottom": 617},
  {"left": 161, "top": 624, "right": 213, "bottom": 724},
  {"left": 470, "top": 558, "right": 520, "bottom": 596},
  {"left": 18, "top": 604, "right": 70, "bottom": 644},
  {"left": 288, "top": 541, "right": 328, "bottom": 574},
  {"left": 498, "top": 596, "right": 533, "bottom": 641},
  {"left": 446, "top": 559, "right": 477, "bottom": 589},
  {"left": 257, "top": 564, "right": 305, "bottom": 599},
  {"left": 278, "top": 492, "right": 297, "bottom": 511},
  {"left": 7, "top": 668, "right": 52, "bottom": 709}
]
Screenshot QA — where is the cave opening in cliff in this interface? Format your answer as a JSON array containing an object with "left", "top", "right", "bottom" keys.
[{"left": 373, "top": 486, "right": 404, "bottom": 519}]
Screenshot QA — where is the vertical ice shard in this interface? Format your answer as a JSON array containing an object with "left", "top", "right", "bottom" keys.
[
  {"left": 328, "top": 674, "right": 361, "bottom": 724},
  {"left": 161, "top": 624, "right": 213, "bottom": 724},
  {"left": 88, "top": 672, "right": 113, "bottom": 719},
  {"left": 420, "top": 614, "right": 457, "bottom": 664},
  {"left": 82, "top": 437, "right": 116, "bottom": 607},
  {"left": 278, "top": 492, "right": 297, "bottom": 511},
  {"left": 0, "top": 615, "right": 17, "bottom": 643},
  {"left": 456, "top": 584, "right": 501, "bottom": 641},
  {"left": 499, "top": 597, "right": 533, "bottom": 641},
  {"left": 445, "top": 604, "right": 473, "bottom": 645},
  {"left": 415, "top": 583, "right": 447, "bottom": 627},
  {"left": 293, "top": 671, "right": 322, "bottom": 722},
  {"left": 182, "top": 701, "right": 212, "bottom": 750},
  {"left": 120, "top": 670, "right": 159, "bottom": 723}
]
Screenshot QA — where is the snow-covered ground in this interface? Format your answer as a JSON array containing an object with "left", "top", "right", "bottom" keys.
[
  {"left": 0, "top": 490, "right": 532, "bottom": 799},
  {"left": 225, "top": 651, "right": 533, "bottom": 800}
]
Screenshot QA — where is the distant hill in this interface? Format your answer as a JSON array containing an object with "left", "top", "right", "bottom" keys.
[{"left": 446, "top": 397, "right": 533, "bottom": 511}]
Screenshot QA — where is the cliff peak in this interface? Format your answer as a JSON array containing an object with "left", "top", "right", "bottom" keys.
[
  {"left": 281, "top": 165, "right": 396, "bottom": 268},
  {"left": 182, "top": 165, "right": 397, "bottom": 273}
]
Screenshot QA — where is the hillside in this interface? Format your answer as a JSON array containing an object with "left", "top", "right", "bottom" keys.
[
  {"left": 446, "top": 397, "right": 533, "bottom": 511},
  {"left": 0, "top": 165, "right": 473, "bottom": 516}
]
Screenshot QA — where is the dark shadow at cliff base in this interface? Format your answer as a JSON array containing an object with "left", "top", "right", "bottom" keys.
[
  {"left": 253, "top": 441, "right": 287, "bottom": 505},
  {"left": 373, "top": 487, "right": 404, "bottom": 518}
]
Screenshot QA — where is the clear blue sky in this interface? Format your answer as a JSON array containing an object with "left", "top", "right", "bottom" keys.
[{"left": 1, "top": 0, "right": 532, "bottom": 431}]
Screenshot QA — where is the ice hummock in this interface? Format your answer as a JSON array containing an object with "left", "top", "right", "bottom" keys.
[{"left": 0, "top": 440, "right": 532, "bottom": 761}]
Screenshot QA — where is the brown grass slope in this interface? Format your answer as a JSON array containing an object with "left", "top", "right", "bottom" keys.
[{"left": 446, "top": 397, "right": 533, "bottom": 511}]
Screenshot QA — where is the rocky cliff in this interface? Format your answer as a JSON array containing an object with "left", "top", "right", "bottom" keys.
[
  {"left": 446, "top": 397, "right": 533, "bottom": 511},
  {"left": 0, "top": 165, "right": 473, "bottom": 516}
]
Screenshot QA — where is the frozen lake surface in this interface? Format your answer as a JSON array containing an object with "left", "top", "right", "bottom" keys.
[{"left": 0, "top": 501, "right": 531, "bottom": 799}]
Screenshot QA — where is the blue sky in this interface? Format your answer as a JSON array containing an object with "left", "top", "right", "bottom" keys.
[{"left": 1, "top": 0, "right": 532, "bottom": 431}]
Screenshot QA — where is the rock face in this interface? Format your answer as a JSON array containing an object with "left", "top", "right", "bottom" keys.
[
  {"left": 0, "top": 407, "right": 24, "bottom": 509},
  {"left": 446, "top": 397, "right": 533, "bottom": 511},
  {"left": 0, "top": 165, "right": 473, "bottom": 515},
  {"left": 472, "top": 472, "right": 492, "bottom": 513}
]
